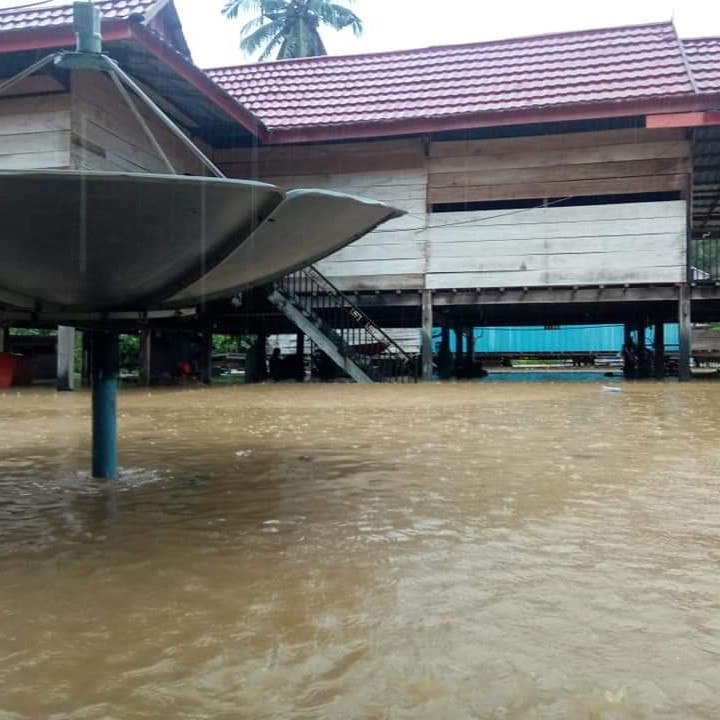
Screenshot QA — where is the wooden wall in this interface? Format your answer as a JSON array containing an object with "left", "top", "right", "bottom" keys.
[
  {"left": 217, "top": 139, "right": 428, "bottom": 290},
  {"left": 427, "top": 128, "right": 691, "bottom": 205},
  {"left": 0, "top": 91, "right": 72, "bottom": 171},
  {"left": 424, "top": 201, "right": 687, "bottom": 289},
  {"left": 217, "top": 127, "right": 690, "bottom": 292},
  {"left": 70, "top": 72, "right": 206, "bottom": 174}
]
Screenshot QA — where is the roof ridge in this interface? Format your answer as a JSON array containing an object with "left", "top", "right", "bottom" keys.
[
  {"left": 671, "top": 22, "right": 699, "bottom": 94},
  {"left": 204, "top": 20, "right": 677, "bottom": 72}
]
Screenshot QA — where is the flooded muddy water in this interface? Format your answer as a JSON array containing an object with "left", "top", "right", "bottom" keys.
[{"left": 1, "top": 381, "right": 720, "bottom": 718}]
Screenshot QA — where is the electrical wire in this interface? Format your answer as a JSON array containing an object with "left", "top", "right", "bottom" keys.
[
  {"left": 0, "top": 0, "right": 59, "bottom": 12},
  {"left": 372, "top": 196, "right": 574, "bottom": 234}
]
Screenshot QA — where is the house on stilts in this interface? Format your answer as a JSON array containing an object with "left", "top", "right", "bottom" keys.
[{"left": 2, "top": 1, "right": 720, "bottom": 382}]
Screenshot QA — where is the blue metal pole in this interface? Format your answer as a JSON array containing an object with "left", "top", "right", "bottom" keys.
[{"left": 91, "top": 330, "right": 119, "bottom": 479}]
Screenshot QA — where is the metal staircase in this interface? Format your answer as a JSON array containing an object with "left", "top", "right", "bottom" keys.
[{"left": 268, "top": 267, "right": 418, "bottom": 383}]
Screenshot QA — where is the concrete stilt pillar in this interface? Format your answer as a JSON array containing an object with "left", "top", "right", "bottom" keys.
[
  {"left": 56, "top": 325, "right": 75, "bottom": 392},
  {"left": 678, "top": 284, "right": 692, "bottom": 382},
  {"left": 654, "top": 320, "right": 665, "bottom": 380},
  {"left": 91, "top": 331, "right": 119, "bottom": 480},
  {"left": 421, "top": 290, "right": 433, "bottom": 381}
]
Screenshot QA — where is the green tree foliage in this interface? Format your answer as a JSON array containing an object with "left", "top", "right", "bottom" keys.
[{"left": 222, "top": 0, "right": 362, "bottom": 60}]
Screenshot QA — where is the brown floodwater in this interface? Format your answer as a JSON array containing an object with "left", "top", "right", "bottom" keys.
[{"left": 1, "top": 380, "right": 720, "bottom": 719}]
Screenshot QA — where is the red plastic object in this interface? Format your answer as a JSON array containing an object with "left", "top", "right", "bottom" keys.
[{"left": 0, "top": 352, "right": 22, "bottom": 389}]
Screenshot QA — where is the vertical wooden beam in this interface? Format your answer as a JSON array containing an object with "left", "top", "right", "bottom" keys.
[
  {"left": 623, "top": 323, "right": 634, "bottom": 379},
  {"left": 200, "top": 329, "right": 213, "bottom": 385},
  {"left": 438, "top": 321, "right": 451, "bottom": 379},
  {"left": 453, "top": 318, "right": 464, "bottom": 376},
  {"left": 296, "top": 331, "right": 306, "bottom": 382},
  {"left": 636, "top": 322, "right": 646, "bottom": 351},
  {"left": 81, "top": 331, "right": 91, "bottom": 388},
  {"left": 421, "top": 289, "right": 433, "bottom": 381},
  {"left": 654, "top": 320, "right": 665, "bottom": 380},
  {"left": 140, "top": 328, "right": 152, "bottom": 386},
  {"left": 465, "top": 326, "right": 475, "bottom": 363},
  {"left": 678, "top": 284, "right": 692, "bottom": 382},
  {"left": 56, "top": 325, "right": 75, "bottom": 392}
]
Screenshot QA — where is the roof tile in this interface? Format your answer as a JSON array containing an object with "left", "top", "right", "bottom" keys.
[
  {"left": 0, "top": 0, "right": 156, "bottom": 32},
  {"left": 683, "top": 38, "right": 720, "bottom": 94},
  {"left": 207, "top": 22, "right": 699, "bottom": 131}
]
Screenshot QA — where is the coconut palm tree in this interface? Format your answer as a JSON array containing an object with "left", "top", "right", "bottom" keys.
[{"left": 222, "top": 0, "right": 363, "bottom": 61}]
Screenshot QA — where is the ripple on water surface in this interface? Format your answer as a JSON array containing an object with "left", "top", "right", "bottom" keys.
[{"left": 1, "top": 383, "right": 720, "bottom": 718}]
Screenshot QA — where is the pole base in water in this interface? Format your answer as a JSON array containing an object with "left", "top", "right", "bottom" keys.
[{"left": 91, "top": 331, "right": 119, "bottom": 480}]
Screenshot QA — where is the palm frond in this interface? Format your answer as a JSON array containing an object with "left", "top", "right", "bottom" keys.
[
  {"left": 222, "top": 0, "right": 265, "bottom": 20},
  {"left": 239, "top": 18, "right": 284, "bottom": 55},
  {"left": 226, "top": 0, "right": 362, "bottom": 60}
]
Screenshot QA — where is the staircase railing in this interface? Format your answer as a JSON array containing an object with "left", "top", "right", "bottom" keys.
[
  {"left": 273, "top": 267, "right": 418, "bottom": 383},
  {"left": 691, "top": 236, "right": 720, "bottom": 282}
]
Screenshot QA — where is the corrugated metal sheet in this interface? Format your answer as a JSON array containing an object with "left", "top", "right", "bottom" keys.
[
  {"left": 448, "top": 325, "right": 680, "bottom": 354},
  {"left": 207, "top": 22, "right": 696, "bottom": 131},
  {"left": 0, "top": 0, "right": 156, "bottom": 32}
]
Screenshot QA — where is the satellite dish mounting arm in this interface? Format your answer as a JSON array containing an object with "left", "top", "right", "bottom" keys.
[{"left": 0, "top": 2, "right": 224, "bottom": 178}]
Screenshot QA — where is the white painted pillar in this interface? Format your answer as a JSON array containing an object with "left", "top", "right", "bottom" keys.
[{"left": 56, "top": 325, "right": 75, "bottom": 391}]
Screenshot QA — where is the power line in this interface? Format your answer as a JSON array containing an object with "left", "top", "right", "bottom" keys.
[
  {"left": 373, "top": 196, "right": 574, "bottom": 234},
  {"left": 0, "top": 0, "right": 59, "bottom": 12}
]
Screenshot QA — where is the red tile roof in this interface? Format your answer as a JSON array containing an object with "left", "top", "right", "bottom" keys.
[
  {"left": 683, "top": 38, "right": 720, "bottom": 94},
  {"left": 0, "top": 0, "right": 158, "bottom": 33},
  {"left": 207, "top": 22, "right": 701, "bottom": 135}
]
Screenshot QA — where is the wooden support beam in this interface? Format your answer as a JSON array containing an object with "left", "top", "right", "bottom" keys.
[
  {"left": 637, "top": 322, "right": 647, "bottom": 351},
  {"left": 421, "top": 290, "right": 433, "bottom": 381},
  {"left": 200, "top": 329, "right": 213, "bottom": 385},
  {"left": 140, "top": 328, "right": 152, "bottom": 387},
  {"left": 466, "top": 326, "right": 475, "bottom": 364},
  {"left": 453, "top": 318, "right": 464, "bottom": 376},
  {"left": 56, "top": 325, "right": 75, "bottom": 392},
  {"left": 654, "top": 320, "right": 665, "bottom": 380},
  {"left": 646, "top": 112, "right": 720, "bottom": 129},
  {"left": 678, "top": 284, "right": 692, "bottom": 382}
]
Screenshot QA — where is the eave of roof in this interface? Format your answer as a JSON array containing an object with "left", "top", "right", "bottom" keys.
[
  {"left": 0, "top": 15, "right": 267, "bottom": 141},
  {"left": 3, "top": 8, "right": 720, "bottom": 146},
  {"left": 206, "top": 20, "right": 720, "bottom": 144}
]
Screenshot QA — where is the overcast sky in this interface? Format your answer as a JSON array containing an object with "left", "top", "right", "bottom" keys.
[
  {"left": 2, "top": 0, "right": 720, "bottom": 68},
  {"left": 175, "top": 0, "right": 720, "bottom": 69}
]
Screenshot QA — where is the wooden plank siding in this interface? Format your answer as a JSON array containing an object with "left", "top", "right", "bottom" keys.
[
  {"left": 424, "top": 201, "right": 687, "bottom": 289},
  {"left": 217, "top": 139, "right": 429, "bottom": 291},
  {"left": 428, "top": 128, "right": 691, "bottom": 205},
  {"left": 216, "top": 128, "right": 689, "bottom": 292},
  {"left": 70, "top": 72, "right": 207, "bottom": 175},
  {"left": 0, "top": 93, "right": 72, "bottom": 170}
]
